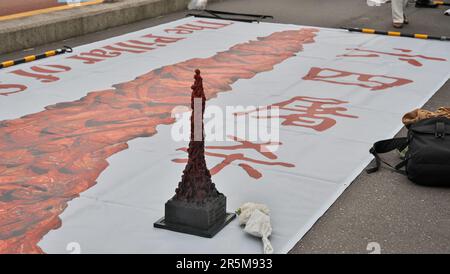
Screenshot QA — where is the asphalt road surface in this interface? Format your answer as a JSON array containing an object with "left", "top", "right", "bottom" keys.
[{"left": 1, "top": 0, "right": 449, "bottom": 254}]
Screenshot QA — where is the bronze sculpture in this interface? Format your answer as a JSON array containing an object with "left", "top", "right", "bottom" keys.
[{"left": 154, "top": 69, "right": 235, "bottom": 237}]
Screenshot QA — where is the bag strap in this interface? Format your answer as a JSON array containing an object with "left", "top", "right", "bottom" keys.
[{"left": 366, "top": 137, "right": 409, "bottom": 174}]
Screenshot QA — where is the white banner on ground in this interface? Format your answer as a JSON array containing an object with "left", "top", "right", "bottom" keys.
[{"left": 0, "top": 17, "right": 449, "bottom": 254}]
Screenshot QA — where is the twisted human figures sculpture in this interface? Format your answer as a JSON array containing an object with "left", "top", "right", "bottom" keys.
[{"left": 174, "top": 69, "right": 220, "bottom": 203}]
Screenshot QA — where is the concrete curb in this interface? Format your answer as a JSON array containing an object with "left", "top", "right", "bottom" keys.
[{"left": 0, "top": 0, "right": 217, "bottom": 55}]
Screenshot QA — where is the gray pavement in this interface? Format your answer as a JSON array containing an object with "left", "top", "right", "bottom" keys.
[
  {"left": 0, "top": 0, "right": 197, "bottom": 54},
  {"left": 1, "top": 0, "right": 449, "bottom": 253}
]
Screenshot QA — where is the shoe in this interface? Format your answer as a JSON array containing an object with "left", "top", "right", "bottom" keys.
[
  {"left": 393, "top": 22, "right": 404, "bottom": 28},
  {"left": 404, "top": 15, "right": 409, "bottom": 24}
]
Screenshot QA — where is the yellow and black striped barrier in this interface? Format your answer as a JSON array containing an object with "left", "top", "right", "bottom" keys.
[
  {"left": 343, "top": 27, "right": 449, "bottom": 41},
  {"left": 433, "top": 1, "right": 450, "bottom": 6},
  {"left": 0, "top": 46, "right": 73, "bottom": 70}
]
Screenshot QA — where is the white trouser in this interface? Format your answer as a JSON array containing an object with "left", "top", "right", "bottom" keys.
[{"left": 391, "top": 0, "right": 408, "bottom": 23}]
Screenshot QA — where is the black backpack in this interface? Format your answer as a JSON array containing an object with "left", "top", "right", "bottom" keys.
[{"left": 367, "top": 117, "right": 450, "bottom": 186}]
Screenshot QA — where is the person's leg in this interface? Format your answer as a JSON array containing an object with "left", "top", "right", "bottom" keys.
[
  {"left": 403, "top": 0, "right": 409, "bottom": 24},
  {"left": 391, "top": 0, "right": 405, "bottom": 27}
]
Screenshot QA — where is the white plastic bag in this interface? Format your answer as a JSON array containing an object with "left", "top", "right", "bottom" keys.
[
  {"left": 237, "top": 202, "right": 273, "bottom": 254},
  {"left": 243, "top": 209, "right": 274, "bottom": 254},
  {"left": 188, "top": 0, "right": 208, "bottom": 10},
  {"left": 237, "top": 202, "right": 270, "bottom": 226}
]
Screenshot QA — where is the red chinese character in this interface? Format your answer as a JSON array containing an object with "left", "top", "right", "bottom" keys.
[
  {"left": 235, "top": 96, "right": 358, "bottom": 132},
  {"left": 338, "top": 48, "right": 447, "bottom": 67},
  {"left": 172, "top": 135, "right": 295, "bottom": 179},
  {"left": 303, "top": 67, "right": 412, "bottom": 91}
]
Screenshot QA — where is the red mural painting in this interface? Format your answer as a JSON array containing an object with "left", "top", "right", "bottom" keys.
[
  {"left": 173, "top": 136, "right": 294, "bottom": 179},
  {"left": 0, "top": 28, "right": 318, "bottom": 253},
  {"left": 302, "top": 67, "right": 413, "bottom": 91},
  {"left": 338, "top": 48, "right": 447, "bottom": 67},
  {"left": 234, "top": 96, "right": 358, "bottom": 132}
]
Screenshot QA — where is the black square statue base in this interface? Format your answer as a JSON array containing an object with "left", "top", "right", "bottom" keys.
[
  {"left": 154, "top": 194, "right": 236, "bottom": 238},
  {"left": 154, "top": 213, "right": 235, "bottom": 238}
]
